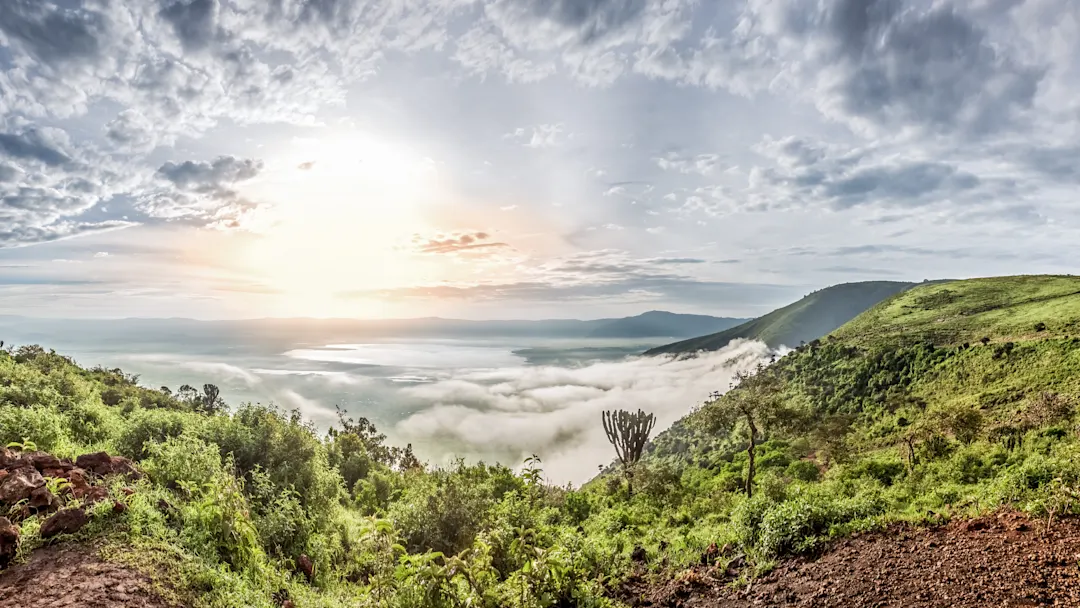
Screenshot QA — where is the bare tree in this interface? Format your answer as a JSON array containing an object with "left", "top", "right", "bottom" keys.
[{"left": 602, "top": 409, "right": 656, "bottom": 496}]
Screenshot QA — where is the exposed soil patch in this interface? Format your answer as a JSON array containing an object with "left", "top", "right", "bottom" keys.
[
  {"left": 0, "top": 543, "right": 177, "bottom": 608},
  {"left": 621, "top": 512, "right": 1080, "bottom": 607}
]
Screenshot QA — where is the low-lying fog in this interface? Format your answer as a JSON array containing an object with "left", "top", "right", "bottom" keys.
[{"left": 0, "top": 321, "right": 782, "bottom": 485}]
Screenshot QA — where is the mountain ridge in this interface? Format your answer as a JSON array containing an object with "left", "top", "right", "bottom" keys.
[{"left": 644, "top": 280, "right": 924, "bottom": 355}]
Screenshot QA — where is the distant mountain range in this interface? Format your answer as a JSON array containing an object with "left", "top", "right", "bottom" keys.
[
  {"left": 644, "top": 281, "right": 924, "bottom": 355},
  {"left": 0, "top": 311, "right": 748, "bottom": 353}
]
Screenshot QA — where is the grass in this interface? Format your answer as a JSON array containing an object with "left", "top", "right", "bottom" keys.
[{"left": 832, "top": 275, "right": 1080, "bottom": 346}]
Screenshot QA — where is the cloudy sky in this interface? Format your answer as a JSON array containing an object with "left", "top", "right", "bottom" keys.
[{"left": 1, "top": 0, "right": 1078, "bottom": 320}]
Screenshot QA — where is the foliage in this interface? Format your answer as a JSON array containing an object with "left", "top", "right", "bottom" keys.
[{"left": 5, "top": 276, "right": 1080, "bottom": 605}]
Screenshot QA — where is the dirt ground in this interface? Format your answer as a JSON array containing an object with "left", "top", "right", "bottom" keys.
[
  {"left": 0, "top": 543, "right": 176, "bottom": 608},
  {"left": 620, "top": 511, "right": 1080, "bottom": 607}
]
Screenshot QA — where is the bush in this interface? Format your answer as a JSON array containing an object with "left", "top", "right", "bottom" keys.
[
  {"left": 786, "top": 460, "right": 821, "bottom": 482},
  {"left": 0, "top": 405, "right": 67, "bottom": 452},
  {"left": 115, "top": 408, "right": 194, "bottom": 460},
  {"left": 839, "top": 457, "right": 906, "bottom": 486},
  {"left": 144, "top": 435, "right": 223, "bottom": 490}
]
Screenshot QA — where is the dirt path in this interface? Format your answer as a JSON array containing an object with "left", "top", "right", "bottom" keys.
[
  {"left": 621, "top": 512, "right": 1080, "bottom": 607},
  {"left": 0, "top": 543, "right": 177, "bottom": 608}
]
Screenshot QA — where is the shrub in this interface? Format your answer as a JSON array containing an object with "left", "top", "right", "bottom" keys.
[
  {"left": 839, "top": 457, "right": 906, "bottom": 486},
  {"left": 786, "top": 460, "right": 821, "bottom": 482},
  {"left": 0, "top": 405, "right": 67, "bottom": 452},
  {"left": 114, "top": 408, "right": 194, "bottom": 460}
]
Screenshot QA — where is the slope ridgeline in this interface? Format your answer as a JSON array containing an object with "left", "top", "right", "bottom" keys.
[{"left": 644, "top": 280, "right": 920, "bottom": 355}]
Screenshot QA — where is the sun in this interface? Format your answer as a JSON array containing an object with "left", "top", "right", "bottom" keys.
[{"left": 233, "top": 132, "right": 443, "bottom": 317}]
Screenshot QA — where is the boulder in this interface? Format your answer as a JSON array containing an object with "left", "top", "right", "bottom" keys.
[
  {"left": 39, "top": 508, "right": 89, "bottom": 539},
  {"left": 0, "top": 467, "right": 44, "bottom": 504},
  {"left": 75, "top": 452, "right": 140, "bottom": 479},
  {"left": 25, "top": 452, "right": 61, "bottom": 471},
  {"left": 28, "top": 486, "right": 59, "bottom": 513},
  {"left": 0, "top": 517, "right": 18, "bottom": 569},
  {"left": 66, "top": 468, "right": 92, "bottom": 498},
  {"left": 83, "top": 486, "right": 110, "bottom": 504}
]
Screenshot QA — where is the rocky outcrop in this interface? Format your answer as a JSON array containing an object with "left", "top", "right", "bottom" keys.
[
  {"left": 0, "top": 448, "right": 137, "bottom": 570},
  {"left": 0, "top": 468, "right": 44, "bottom": 504},
  {"left": 39, "top": 508, "right": 89, "bottom": 539},
  {"left": 74, "top": 452, "right": 140, "bottom": 480}
]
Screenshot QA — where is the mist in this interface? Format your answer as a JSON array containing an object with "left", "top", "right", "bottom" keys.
[{"left": 393, "top": 339, "right": 783, "bottom": 485}]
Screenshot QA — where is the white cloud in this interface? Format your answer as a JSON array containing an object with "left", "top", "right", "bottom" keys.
[{"left": 396, "top": 339, "right": 783, "bottom": 484}]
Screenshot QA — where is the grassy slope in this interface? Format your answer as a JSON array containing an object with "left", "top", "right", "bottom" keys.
[
  {"left": 644, "top": 281, "right": 918, "bottom": 355},
  {"left": 649, "top": 275, "right": 1080, "bottom": 463},
  {"left": 633, "top": 275, "right": 1080, "bottom": 571},
  {"left": 832, "top": 274, "right": 1080, "bottom": 346}
]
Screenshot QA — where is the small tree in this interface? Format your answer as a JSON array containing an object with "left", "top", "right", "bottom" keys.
[
  {"left": 601, "top": 409, "right": 656, "bottom": 497},
  {"left": 699, "top": 364, "right": 795, "bottom": 498},
  {"left": 195, "top": 383, "right": 227, "bottom": 414}
]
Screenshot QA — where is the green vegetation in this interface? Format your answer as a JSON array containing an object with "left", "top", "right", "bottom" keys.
[
  {"left": 6, "top": 275, "right": 1080, "bottom": 607},
  {"left": 831, "top": 274, "right": 1080, "bottom": 346},
  {"left": 645, "top": 280, "right": 919, "bottom": 355}
]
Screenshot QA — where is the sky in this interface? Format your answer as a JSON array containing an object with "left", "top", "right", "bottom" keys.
[{"left": 1, "top": 0, "right": 1078, "bottom": 320}]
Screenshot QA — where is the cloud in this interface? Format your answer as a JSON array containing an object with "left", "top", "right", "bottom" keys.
[
  {"left": 0, "top": 128, "right": 72, "bottom": 167},
  {"left": 349, "top": 249, "right": 802, "bottom": 308},
  {"left": 158, "top": 0, "right": 219, "bottom": 52},
  {"left": 505, "top": 123, "right": 569, "bottom": 148},
  {"left": 0, "top": 0, "right": 110, "bottom": 67},
  {"left": 654, "top": 151, "right": 724, "bottom": 176},
  {"left": 157, "top": 156, "right": 263, "bottom": 191},
  {"left": 648, "top": 257, "right": 706, "bottom": 264},
  {"left": 411, "top": 231, "right": 511, "bottom": 255},
  {"left": 395, "top": 339, "right": 783, "bottom": 484},
  {"left": 671, "top": 0, "right": 1045, "bottom": 140},
  {"left": 740, "top": 135, "right": 1011, "bottom": 215},
  {"left": 137, "top": 155, "right": 264, "bottom": 226},
  {"left": 0, "top": 125, "right": 142, "bottom": 247}
]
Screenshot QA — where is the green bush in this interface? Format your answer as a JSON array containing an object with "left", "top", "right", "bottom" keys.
[
  {"left": 786, "top": 460, "right": 821, "bottom": 482},
  {"left": 115, "top": 408, "right": 195, "bottom": 460}
]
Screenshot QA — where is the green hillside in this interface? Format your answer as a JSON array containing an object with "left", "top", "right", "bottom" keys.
[
  {"left": 831, "top": 274, "right": 1080, "bottom": 346},
  {"left": 5, "top": 275, "right": 1080, "bottom": 608},
  {"left": 644, "top": 280, "right": 918, "bottom": 355}
]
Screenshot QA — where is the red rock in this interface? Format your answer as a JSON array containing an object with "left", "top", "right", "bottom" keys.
[
  {"left": 0, "top": 516, "right": 17, "bottom": 569},
  {"left": 66, "top": 469, "right": 91, "bottom": 498},
  {"left": 39, "top": 508, "right": 89, "bottom": 539},
  {"left": 112, "top": 500, "right": 127, "bottom": 514},
  {"left": 298, "top": 554, "right": 314, "bottom": 582},
  {"left": 75, "top": 452, "right": 140, "bottom": 479},
  {"left": 28, "top": 486, "right": 59, "bottom": 513},
  {"left": 120, "top": 487, "right": 135, "bottom": 496},
  {"left": 83, "top": 486, "right": 110, "bottom": 504},
  {"left": 0, "top": 467, "right": 44, "bottom": 504},
  {"left": 25, "top": 452, "right": 61, "bottom": 471}
]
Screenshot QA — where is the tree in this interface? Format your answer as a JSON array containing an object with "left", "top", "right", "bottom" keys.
[
  {"left": 601, "top": 409, "right": 656, "bottom": 497},
  {"left": 176, "top": 384, "right": 198, "bottom": 404},
  {"left": 198, "top": 383, "right": 227, "bottom": 414},
  {"left": 699, "top": 364, "right": 796, "bottom": 498}
]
